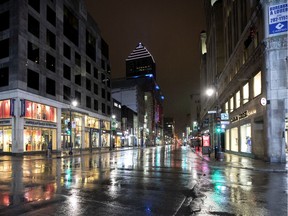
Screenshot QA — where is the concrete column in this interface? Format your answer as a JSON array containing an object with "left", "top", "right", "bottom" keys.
[
  {"left": 56, "top": 108, "right": 62, "bottom": 151},
  {"left": 81, "top": 116, "right": 85, "bottom": 149},
  {"left": 12, "top": 98, "right": 24, "bottom": 153},
  {"left": 262, "top": 1, "right": 288, "bottom": 162}
]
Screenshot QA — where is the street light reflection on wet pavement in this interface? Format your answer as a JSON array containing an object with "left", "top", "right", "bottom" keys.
[{"left": 0, "top": 145, "right": 287, "bottom": 215}]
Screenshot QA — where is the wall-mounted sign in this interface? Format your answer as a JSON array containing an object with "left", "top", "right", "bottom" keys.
[
  {"left": 268, "top": 3, "right": 288, "bottom": 36},
  {"left": 260, "top": 97, "right": 267, "bottom": 106}
]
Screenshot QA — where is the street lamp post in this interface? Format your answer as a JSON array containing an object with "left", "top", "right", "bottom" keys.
[
  {"left": 68, "top": 100, "right": 77, "bottom": 155},
  {"left": 206, "top": 86, "right": 224, "bottom": 160}
]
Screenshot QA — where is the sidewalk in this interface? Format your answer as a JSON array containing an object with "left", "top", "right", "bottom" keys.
[
  {"left": 191, "top": 146, "right": 288, "bottom": 173},
  {"left": 0, "top": 147, "right": 136, "bottom": 162}
]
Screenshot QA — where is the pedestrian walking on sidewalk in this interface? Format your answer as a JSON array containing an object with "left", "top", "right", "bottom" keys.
[{"left": 47, "top": 139, "right": 52, "bottom": 158}]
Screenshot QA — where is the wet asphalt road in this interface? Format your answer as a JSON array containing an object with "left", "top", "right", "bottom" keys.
[{"left": 0, "top": 145, "right": 287, "bottom": 216}]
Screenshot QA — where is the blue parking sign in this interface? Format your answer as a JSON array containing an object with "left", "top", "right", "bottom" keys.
[{"left": 269, "top": 3, "right": 288, "bottom": 35}]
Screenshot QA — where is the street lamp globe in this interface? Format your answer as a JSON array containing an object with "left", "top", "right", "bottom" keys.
[
  {"left": 206, "top": 88, "right": 215, "bottom": 97},
  {"left": 71, "top": 100, "right": 78, "bottom": 107}
]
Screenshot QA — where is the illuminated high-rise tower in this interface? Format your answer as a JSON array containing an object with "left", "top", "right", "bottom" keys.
[{"left": 126, "top": 43, "right": 156, "bottom": 79}]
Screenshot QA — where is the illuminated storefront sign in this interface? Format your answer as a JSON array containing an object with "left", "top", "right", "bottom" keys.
[{"left": 231, "top": 110, "right": 257, "bottom": 123}]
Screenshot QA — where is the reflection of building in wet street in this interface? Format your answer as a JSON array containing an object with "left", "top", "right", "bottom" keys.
[{"left": 0, "top": 1, "right": 112, "bottom": 154}]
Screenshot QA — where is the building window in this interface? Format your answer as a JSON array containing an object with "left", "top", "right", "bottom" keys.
[
  {"left": 107, "top": 106, "right": 111, "bottom": 115},
  {"left": 0, "top": 39, "right": 9, "bottom": 59},
  {"left": 63, "top": 6, "right": 78, "bottom": 46},
  {"left": 28, "top": 0, "right": 40, "bottom": 13},
  {"left": 86, "top": 96, "right": 91, "bottom": 108},
  {"left": 75, "top": 74, "right": 81, "bottom": 86},
  {"left": 46, "top": 29, "right": 56, "bottom": 49},
  {"left": 63, "top": 64, "right": 71, "bottom": 80},
  {"left": 63, "top": 43, "right": 71, "bottom": 59},
  {"left": 63, "top": 85, "right": 71, "bottom": 101},
  {"left": 94, "top": 67, "right": 98, "bottom": 79},
  {"left": 27, "top": 41, "right": 39, "bottom": 63},
  {"left": 28, "top": 14, "right": 39, "bottom": 38},
  {"left": 0, "top": 67, "right": 9, "bottom": 87},
  {"left": 225, "top": 101, "right": 229, "bottom": 113},
  {"left": 86, "top": 29, "right": 96, "bottom": 61},
  {"left": 46, "top": 6, "right": 56, "bottom": 26},
  {"left": 75, "top": 52, "right": 81, "bottom": 67},
  {"left": 75, "top": 91, "right": 81, "bottom": 105},
  {"left": 46, "top": 77, "right": 55, "bottom": 96},
  {"left": 101, "top": 88, "right": 105, "bottom": 99},
  {"left": 235, "top": 91, "right": 240, "bottom": 109},
  {"left": 86, "top": 78, "right": 91, "bottom": 91},
  {"left": 101, "top": 103, "right": 105, "bottom": 114},
  {"left": 94, "top": 99, "right": 98, "bottom": 111},
  {"left": 94, "top": 83, "right": 98, "bottom": 95},
  {"left": 243, "top": 82, "right": 249, "bottom": 104},
  {"left": 230, "top": 96, "right": 234, "bottom": 113},
  {"left": 253, "top": 71, "right": 261, "bottom": 97},
  {"left": 107, "top": 92, "right": 111, "bottom": 101},
  {"left": 0, "top": 11, "right": 9, "bottom": 31},
  {"left": 86, "top": 61, "right": 91, "bottom": 74},
  {"left": 46, "top": 53, "right": 55, "bottom": 72},
  {"left": 27, "top": 69, "right": 39, "bottom": 90}
]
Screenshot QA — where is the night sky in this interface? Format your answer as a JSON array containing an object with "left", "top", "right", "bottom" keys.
[{"left": 84, "top": 0, "right": 205, "bottom": 135}]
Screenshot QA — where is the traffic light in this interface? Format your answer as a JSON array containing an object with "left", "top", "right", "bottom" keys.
[
  {"left": 66, "top": 121, "right": 71, "bottom": 135},
  {"left": 68, "top": 121, "right": 71, "bottom": 129},
  {"left": 215, "top": 116, "right": 221, "bottom": 133}
]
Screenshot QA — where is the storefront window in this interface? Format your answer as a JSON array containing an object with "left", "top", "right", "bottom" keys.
[
  {"left": 243, "top": 82, "right": 249, "bottom": 104},
  {"left": 0, "top": 126, "right": 12, "bottom": 152},
  {"left": 61, "top": 112, "right": 83, "bottom": 149},
  {"left": 253, "top": 71, "right": 261, "bottom": 97},
  {"left": 240, "top": 124, "right": 251, "bottom": 153},
  {"left": 24, "top": 127, "right": 56, "bottom": 152},
  {"left": 85, "top": 116, "right": 100, "bottom": 128},
  {"left": 101, "top": 131, "right": 110, "bottom": 147},
  {"left": 0, "top": 100, "right": 11, "bottom": 118},
  {"left": 225, "top": 129, "right": 230, "bottom": 151},
  {"left": 24, "top": 101, "right": 56, "bottom": 122},
  {"left": 231, "top": 127, "right": 238, "bottom": 152}
]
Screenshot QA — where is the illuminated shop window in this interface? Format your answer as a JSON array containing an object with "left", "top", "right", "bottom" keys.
[
  {"left": 230, "top": 96, "right": 234, "bottom": 112},
  {"left": 24, "top": 101, "right": 56, "bottom": 122},
  {"left": 225, "top": 129, "right": 230, "bottom": 151},
  {"left": 253, "top": 71, "right": 261, "bottom": 97},
  {"left": 0, "top": 100, "right": 10, "bottom": 118},
  {"left": 243, "top": 82, "right": 249, "bottom": 104},
  {"left": 235, "top": 91, "right": 240, "bottom": 109}
]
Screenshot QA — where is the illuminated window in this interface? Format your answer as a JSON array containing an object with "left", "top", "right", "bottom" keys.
[
  {"left": 225, "top": 102, "right": 229, "bottom": 113},
  {"left": 230, "top": 96, "right": 234, "bottom": 112},
  {"left": 235, "top": 91, "right": 240, "bottom": 109},
  {"left": 253, "top": 71, "right": 261, "bottom": 97},
  {"left": 243, "top": 82, "right": 249, "bottom": 104}
]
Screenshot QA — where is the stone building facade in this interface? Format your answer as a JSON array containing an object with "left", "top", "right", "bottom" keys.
[{"left": 200, "top": 0, "right": 287, "bottom": 162}]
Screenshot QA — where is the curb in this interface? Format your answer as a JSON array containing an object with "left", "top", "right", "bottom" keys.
[{"left": 190, "top": 147, "right": 287, "bottom": 173}]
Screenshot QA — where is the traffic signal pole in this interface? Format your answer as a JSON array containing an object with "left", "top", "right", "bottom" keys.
[{"left": 69, "top": 108, "right": 73, "bottom": 155}]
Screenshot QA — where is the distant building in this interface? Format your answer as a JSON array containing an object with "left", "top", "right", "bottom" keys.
[
  {"left": 0, "top": 0, "right": 112, "bottom": 153},
  {"left": 200, "top": 0, "right": 287, "bottom": 162},
  {"left": 126, "top": 43, "right": 156, "bottom": 79},
  {"left": 112, "top": 43, "right": 164, "bottom": 146},
  {"left": 163, "top": 117, "right": 175, "bottom": 144}
]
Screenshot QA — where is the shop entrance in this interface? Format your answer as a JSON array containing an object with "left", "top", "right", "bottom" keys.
[{"left": 61, "top": 134, "right": 71, "bottom": 150}]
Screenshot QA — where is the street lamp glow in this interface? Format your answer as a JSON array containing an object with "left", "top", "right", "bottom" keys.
[
  {"left": 206, "top": 88, "right": 215, "bottom": 97},
  {"left": 71, "top": 100, "right": 77, "bottom": 107}
]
